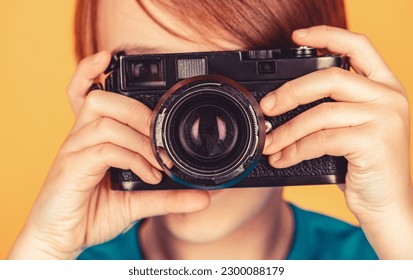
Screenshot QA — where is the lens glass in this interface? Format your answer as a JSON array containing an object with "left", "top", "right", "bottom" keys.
[
  {"left": 180, "top": 104, "right": 238, "bottom": 160},
  {"left": 166, "top": 90, "right": 249, "bottom": 173}
]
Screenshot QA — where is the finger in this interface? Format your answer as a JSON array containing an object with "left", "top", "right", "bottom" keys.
[
  {"left": 67, "top": 51, "right": 111, "bottom": 114},
  {"left": 268, "top": 126, "right": 369, "bottom": 168},
  {"left": 71, "top": 90, "right": 152, "bottom": 137},
  {"left": 291, "top": 25, "right": 404, "bottom": 92},
  {"left": 260, "top": 67, "right": 392, "bottom": 116},
  {"left": 61, "top": 117, "right": 161, "bottom": 170},
  {"left": 263, "top": 102, "right": 374, "bottom": 155},
  {"left": 61, "top": 143, "right": 162, "bottom": 191},
  {"left": 122, "top": 189, "right": 211, "bottom": 221}
]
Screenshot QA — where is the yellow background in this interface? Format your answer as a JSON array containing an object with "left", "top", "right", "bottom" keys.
[{"left": 1, "top": 1, "right": 413, "bottom": 259}]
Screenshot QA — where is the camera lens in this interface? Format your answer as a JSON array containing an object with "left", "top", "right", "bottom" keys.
[
  {"left": 169, "top": 92, "right": 247, "bottom": 173},
  {"left": 181, "top": 104, "right": 237, "bottom": 159},
  {"left": 151, "top": 75, "right": 265, "bottom": 189}
]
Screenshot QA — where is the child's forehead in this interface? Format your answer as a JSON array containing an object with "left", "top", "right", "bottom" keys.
[{"left": 96, "top": 0, "right": 243, "bottom": 54}]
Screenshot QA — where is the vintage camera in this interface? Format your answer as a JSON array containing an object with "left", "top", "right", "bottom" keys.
[{"left": 102, "top": 47, "right": 348, "bottom": 190}]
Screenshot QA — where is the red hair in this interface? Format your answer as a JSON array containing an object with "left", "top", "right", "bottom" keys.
[{"left": 74, "top": 0, "right": 347, "bottom": 62}]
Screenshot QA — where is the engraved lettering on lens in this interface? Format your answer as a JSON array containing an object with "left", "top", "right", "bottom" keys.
[
  {"left": 248, "top": 104, "right": 258, "bottom": 133},
  {"left": 155, "top": 108, "right": 167, "bottom": 148}
]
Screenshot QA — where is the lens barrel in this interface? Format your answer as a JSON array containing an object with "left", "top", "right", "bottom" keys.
[{"left": 151, "top": 75, "right": 265, "bottom": 189}]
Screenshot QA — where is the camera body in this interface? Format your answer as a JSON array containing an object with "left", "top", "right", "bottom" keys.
[{"left": 103, "top": 48, "right": 348, "bottom": 191}]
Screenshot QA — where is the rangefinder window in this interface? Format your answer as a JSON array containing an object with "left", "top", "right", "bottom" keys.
[{"left": 125, "top": 59, "right": 165, "bottom": 88}]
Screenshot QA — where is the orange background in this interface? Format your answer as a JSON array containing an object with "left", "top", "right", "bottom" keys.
[{"left": 1, "top": 1, "right": 413, "bottom": 259}]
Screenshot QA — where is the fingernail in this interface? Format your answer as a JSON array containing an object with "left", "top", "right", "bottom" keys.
[
  {"left": 261, "top": 95, "right": 276, "bottom": 112},
  {"left": 164, "top": 158, "right": 174, "bottom": 169},
  {"left": 151, "top": 167, "right": 162, "bottom": 180},
  {"left": 93, "top": 51, "right": 104, "bottom": 64},
  {"left": 294, "top": 29, "right": 309, "bottom": 38},
  {"left": 270, "top": 152, "right": 282, "bottom": 164},
  {"left": 264, "top": 134, "right": 273, "bottom": 150},
  {"left": 184, "top": 190, "right": 211, "bottom": 210}
]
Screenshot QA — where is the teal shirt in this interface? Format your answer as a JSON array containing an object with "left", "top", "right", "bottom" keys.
[{"left": 77, "top": 204, "right": 378, "bottom": 260}]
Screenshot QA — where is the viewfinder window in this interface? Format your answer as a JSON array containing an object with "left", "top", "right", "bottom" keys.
[{"left": 127, "top": 59, "right": 165, "bottom": 87}]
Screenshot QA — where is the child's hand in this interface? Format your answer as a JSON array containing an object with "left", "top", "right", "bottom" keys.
[
  {"left": 8, "top": 51, "right": 210, "bottom": 260},
  {"left": 260, "top": 25, "right": 413, "bottom": 259}
]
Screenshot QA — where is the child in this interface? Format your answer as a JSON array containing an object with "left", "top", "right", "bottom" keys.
[{"left": 8, "top": 0, "right": 413, "bottom": 259}]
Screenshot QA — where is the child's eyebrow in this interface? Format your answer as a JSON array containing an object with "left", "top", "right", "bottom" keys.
[{"left": 112, "top": 44, "right": 163, "bottom": 55}]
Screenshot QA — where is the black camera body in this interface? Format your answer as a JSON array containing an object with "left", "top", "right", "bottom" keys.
[{"left": 103, "top": 48, "right": 348, "bottom": 191}]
